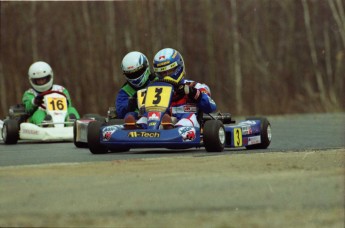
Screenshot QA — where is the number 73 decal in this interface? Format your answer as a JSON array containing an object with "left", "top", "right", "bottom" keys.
[
  {"left": 233, "top": 128, "right": 242, "bottom": 147},
  {"left": 137, "top": 86, "right": 172, "bottom": 109}
]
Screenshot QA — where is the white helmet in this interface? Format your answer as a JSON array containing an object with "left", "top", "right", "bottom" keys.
[
  {"left": 28, "top": 61, "right": 54, "bottom": 92},
  {"left": 121, "top": 51, "right": 151, "bottom": 88}
]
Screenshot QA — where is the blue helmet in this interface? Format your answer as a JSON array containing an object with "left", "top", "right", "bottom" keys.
[
  {"left": 121, "top": 51, "right": 151, "bottom": 88},
  {"left": 153, "top": 48, "right": 185, "bottom": 84}
]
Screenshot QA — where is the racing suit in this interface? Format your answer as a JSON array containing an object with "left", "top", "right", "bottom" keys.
[
  {"left": 22, "top": 85, "right": 80, "bottom": 125},
  {"left": 115, "top": 83, "right": 139, "bottom": 119},
  {"left": 115, "top": 74, "right": 157, "bottom": 119}
]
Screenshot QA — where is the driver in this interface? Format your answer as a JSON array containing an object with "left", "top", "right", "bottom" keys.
[
  {"left": 128, "top": 48, "right": 217, "bottom": 129},
  {"left": 152, "top": 48, "right": 217, "bottom": 129},
  {"left": 115, "top": 51, "right": 156, "bottom": 128},
  {"left": 22, "top": 61, "right": 80, "bottom": 125}
]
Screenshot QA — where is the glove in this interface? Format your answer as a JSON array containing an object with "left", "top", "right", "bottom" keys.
[
  {"left": 33, "top": 94, "right": 43, "bottom": 106},
  {"left": 175, "top": 84, "right": 187, "bottom": 97},
  {"left": 127, "top": 97, "right": 138, "bottom": 112},
  {"left": 176, "top": 84, "right": 201, "bottom": 102},
  {"left": 187, "top": 86, "right": 201, "bottom": 102},
  {"left": 175, "top": 84, "right": 201, "bottom": 102}
]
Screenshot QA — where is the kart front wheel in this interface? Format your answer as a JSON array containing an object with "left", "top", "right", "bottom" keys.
[
  {"left": 245, "top": 117, "right": 271, "bottom": 149},
  {"left": 2, "top": 119, "right": 19, "bottom": 145},
  {"left": 87, "top": 121, "right": 108, "bottom": 154},
  {"left": 203, "top": 120, "right": 225, "bottom": 152}
]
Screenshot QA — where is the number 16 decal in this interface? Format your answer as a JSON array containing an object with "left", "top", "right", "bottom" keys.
[{"left": 233, "top": 128, "right": 242, "bottom": 147}]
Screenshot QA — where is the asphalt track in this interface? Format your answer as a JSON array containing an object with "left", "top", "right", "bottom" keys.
[{"left": 0, "top": 113, "right": 344, "bottom": 166}]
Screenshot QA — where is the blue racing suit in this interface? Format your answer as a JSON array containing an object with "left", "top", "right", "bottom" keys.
[
  {"left": 115, "top": 74, "right": 157, "bottom": 119},
  {"left": 115, "top": 83, "right": 139, "bottom": 119}
]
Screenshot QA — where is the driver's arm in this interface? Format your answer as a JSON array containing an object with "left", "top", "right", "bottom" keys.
[{"left": 22, "top": 90, "right": 36, "bottom": 113}]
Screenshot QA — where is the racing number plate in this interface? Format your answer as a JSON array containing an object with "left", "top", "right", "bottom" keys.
[
  {"left": 137, "top": 88, "right": 147, "bottom": 108},
  {"left": 145, "top": 86, "right": 172, "bottom": 109},
  {"left": 46, "top": 97, "right": 67, "bottom": 111},
  {"left": 233, "top": 128, "right": 242, "bottom": 147}
]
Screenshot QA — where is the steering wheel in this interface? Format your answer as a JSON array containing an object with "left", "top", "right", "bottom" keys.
[
  {"left": 151, "top": 78, "right": 179, "bottom": 87},
  {"left": 37, "top": 90, "right": 68, "bottom": 109}
]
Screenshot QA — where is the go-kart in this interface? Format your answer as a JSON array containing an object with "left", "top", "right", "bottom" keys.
[
  {"left": 1, "top": 90, "right": 75, "bottom": 144},
  {"left": 86, "top": 79, "right": 272, "bottom": 154}
]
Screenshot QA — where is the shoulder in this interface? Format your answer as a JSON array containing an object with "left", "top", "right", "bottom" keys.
[
  {"left": 52, "top": 84, "right": 66, "bottom": 92},
  {"left": 121, "top": 83, "right": 137, "bottom": 97},
  {"left": 23, "top": 88, "right": 37, "bottom": 96},
  {"left": 184, "top": 79, "right": 212, "bottom": 95}
]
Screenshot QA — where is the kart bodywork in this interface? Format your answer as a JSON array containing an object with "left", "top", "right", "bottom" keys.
[
  {"left": 85, "top": 80, "right": 272, "bottom": 154},
  {"left": 1, "top": 91, "right": 74, "bottom": 144}
]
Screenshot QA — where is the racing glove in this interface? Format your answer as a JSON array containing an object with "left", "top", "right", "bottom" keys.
[
  {"left": 187, "top": 86, "right": 201, "bottom": 102},
  {"left": 175, "top": 84, "right": 186, "bottom": 97},
  {"left": 127, "top": 97, "right": 138, "bottom": 112},
  {"left": 176, "top": 84, "right": 201, "bottom": 102},
  {"left": 33, "top": 94, "right": 44, "bottom": 106}
]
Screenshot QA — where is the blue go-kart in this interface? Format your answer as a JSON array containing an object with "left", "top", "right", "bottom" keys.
[{"left": 87, "top": 80, "right": 271, "bottom": 154}]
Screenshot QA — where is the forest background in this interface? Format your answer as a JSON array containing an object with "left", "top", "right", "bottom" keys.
[{"left": 0, "top": 0, "right": 344, "bottom": 118}]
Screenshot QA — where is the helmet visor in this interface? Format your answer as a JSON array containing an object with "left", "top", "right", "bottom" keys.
[
  {"left": 157, "top": 67, "right": 176, "bottom": 78},
  {"left": 124, "top": 67, "right": 147, "bottom": 80},
  {"left": 31, "top": 75, "right": 52, "bottom": 86}
]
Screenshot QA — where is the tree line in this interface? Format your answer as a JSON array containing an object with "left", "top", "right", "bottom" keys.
[{"left": 0, "top": 0, "right": 344, "bottom": 118}]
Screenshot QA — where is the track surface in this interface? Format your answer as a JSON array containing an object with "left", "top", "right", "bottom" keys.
[
  {"left": 1, "top": 113, "right": 344, "bottom": 166},
  {"left": 0, "top": 113, "right": 344, "bottom": 227}
]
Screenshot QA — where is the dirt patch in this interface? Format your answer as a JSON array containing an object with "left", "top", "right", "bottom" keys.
[{"left": 0, "top": 149, "right": 344, "bottom": 227}]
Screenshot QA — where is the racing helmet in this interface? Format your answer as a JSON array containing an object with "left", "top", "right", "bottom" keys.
[
  {"left": 28, "top": 61, "right": 54, "bottom": 92},
  {"left": 121, "top": 51, "right": 151, "bottom": 88},
  {"left": 153, "top": 48, "right": 185, "bottom": 84}
]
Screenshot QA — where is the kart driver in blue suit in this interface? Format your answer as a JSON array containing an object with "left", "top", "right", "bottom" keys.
[
  {"left": 127, "top": 48, "right": 217, "bottom": 129},
  {"left": 115, "top": 51, "right": 156, "bottom": 121}
]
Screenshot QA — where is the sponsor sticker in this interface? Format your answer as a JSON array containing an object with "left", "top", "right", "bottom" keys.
[
  {"left": 241, "top": 126, "right": 253, "bottom": 135},
  {"left": 128, "top": 132, "right": 160, "bottom": 138},
  {"left": 178, "top": 127, "right": 196, "bottom": 141},
  {"left": 148, "top": 112, "right": 161, "bottom": 121},
  {"left": 102, "top": 126, "right": 120, "bottom": 141},
  {"left": 183, "top": 105, "right": 197, "bottom": 112},
  {"left": 248, "top": 136, "right": 261, "bottom": 145},
  {"left": 22, "top": 129, "right": 39, "bottom": 135},
  {"left": 157, "top": 60, "right": 170, "bottom": 66}
]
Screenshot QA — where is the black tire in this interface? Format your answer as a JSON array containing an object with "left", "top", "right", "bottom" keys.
[
  {"left": 87, "top": 121, "right": 108, "bottom": 154},
  {"left": 109, "top": 146, "right": 130, "bottom": 153},
  {"left": 2, "top": 119, "right": 19, "bottom": 144},
  {"left": 105, "top": 119, "right": 124, "bottom": 126},
  {"left": 245, "top": 117, "right": 271, "bottom": 149},
  {"left": 73, "top": 121, "right": 88, "bottom": 148},
  {"left": 203, "top": 120, "right": 225, "bottom": 152},
  {"left": 82, "top": 114, "right": 106, "bottom": 123}
]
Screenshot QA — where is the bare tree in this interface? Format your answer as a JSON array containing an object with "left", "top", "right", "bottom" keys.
[
  {"left": 302, "top": 0, "right": 327, "bottom": 106},
  {"left": 231, "top": 0, "right": 242, "bottom": 113}
]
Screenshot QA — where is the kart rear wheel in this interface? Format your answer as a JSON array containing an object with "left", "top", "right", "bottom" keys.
[
  {"left": 203, "top": 120, "right": 225, "bottom": 152},
  {"left": 87, "top": 121, "right": 108, "bottom": 154},
  {"left": 109, "top": 146, "right": 130, "bottom": 153},
  {"left": 73, "top": 120, "right": 88, "bottom": 148},
  {"left": 82, "top": 114, "right": 106, "bottom": 123},
  {"left": 2, "top": 119, "right": 19, "bottom": 145},
  {"left": 245, "top": 117, "right": 271, "bottom": 149}
]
